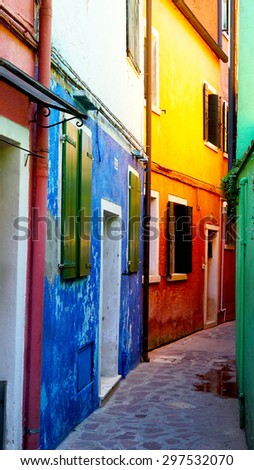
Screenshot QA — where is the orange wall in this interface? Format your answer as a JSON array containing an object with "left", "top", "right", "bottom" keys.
[{"left": 185, "top": 0, "right": 218, "bottom": 42}]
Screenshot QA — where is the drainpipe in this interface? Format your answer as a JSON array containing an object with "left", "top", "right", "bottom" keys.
[
  {"left": 238, "top": 176, "right": 247, "bottom": 428},
  {"left": 228, "top": 0, "right": 236, "bottom": 170},
  {"left": 142, "top": 0, "right": 152, "bottom": 362},
  {"left": 23, "top": 0, "right": 52, "bottom": 449},
  {"left": 219, "top": 201, "right": 227, "bottom": 321}
]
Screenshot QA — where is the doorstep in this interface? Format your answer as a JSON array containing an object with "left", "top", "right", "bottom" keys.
[{"left": 99, "top": 375, "right": 122, "bottom": 406}]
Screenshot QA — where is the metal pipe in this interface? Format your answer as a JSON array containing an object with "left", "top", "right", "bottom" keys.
[
  {"left": 228, "top": 0, "right": 236, "bottom": 169},
  {"left": 23, "top": 0, "right": 52, "bottom": 450},
  {"left": 142, "top": 0, "right": 152, "bottom": 362},
  {"left": 238, "top": 176, "right": 248, "bottom": 428},
  {"left": 220, "top": 200, "right": 227, "bottom": 321}
]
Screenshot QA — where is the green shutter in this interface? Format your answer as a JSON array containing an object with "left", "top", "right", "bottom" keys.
[
  {"left": 128, "top": 171, "right": 141, "bottom": 273},
  {"left": 208, "top": 94, "right": 219, "bottom": 147},
  {"left": 203, "top": 83, "right": 209, "bottom": 141},
  {"left": 79, "top": 129, "right": 92, "bottom": 276},
  {"left": 61, "top": 121, "right": 79, "bottom": 280}
]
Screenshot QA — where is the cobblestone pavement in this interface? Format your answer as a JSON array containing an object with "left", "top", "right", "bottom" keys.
[{"left": 58, "top": 321, "right": 248, "bottom": 450}]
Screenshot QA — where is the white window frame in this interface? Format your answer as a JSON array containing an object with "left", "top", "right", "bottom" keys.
[{"left": 144, "top": 22, "right": 160, "bottom": 115}]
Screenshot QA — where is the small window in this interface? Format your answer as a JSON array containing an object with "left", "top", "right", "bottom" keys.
[
  {"left": 203, "top": 83, "right": 221, "bottom": 148},
  {"left": 222, "top": 0, "right": 229, "bottom": 34},
  {"left": 167, "top": 197, "right": 192, "bottom": 279},
  {"left": 61, "top": 121, "right": 92, "bottom": 280},
  {"left": 128, "top": 170, "right": 141, "bottom": 273},
  {"left": 126, "top": 0, "right": 140, "bottom": 73}
]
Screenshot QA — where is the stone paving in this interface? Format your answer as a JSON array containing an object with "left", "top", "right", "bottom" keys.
[{"left": 58, "top": 321, "right": 248, "bottom": 450}]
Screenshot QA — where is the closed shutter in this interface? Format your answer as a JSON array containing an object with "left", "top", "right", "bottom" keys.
[
  {"left": 203, "top": 83, "right": 209, "bottom": 141},
  {"left": 79, "top": 129, "right": 92, "bottom": 276},
  {"left": 128, "top": 171, "right": 141, "bottom": 273},
  {"left": 168, "top": 203, "right": 192, "bottom": 275},
  {"left": 61, "top": 121, "right": 79, "bottom": 280},
  {"left": 184, "top": 205, "right": 193, "bottom": 274},
  {"left": 208, "top": 94, "right": 219, "bottom": 147},
  {"left": 166, "top": 201, "right": 172, "bottom": 277},
  {"left": 223, "top": 102, "right": 228, "bottom": 153}
]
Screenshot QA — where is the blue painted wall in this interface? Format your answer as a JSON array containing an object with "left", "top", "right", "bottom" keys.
[{"left": 40, "top": 81, "right": 143, "bottom": 449}]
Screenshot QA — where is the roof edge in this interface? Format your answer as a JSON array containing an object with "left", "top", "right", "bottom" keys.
[{"left": 172, "top": 0, "right": 228, "bottom": 63}]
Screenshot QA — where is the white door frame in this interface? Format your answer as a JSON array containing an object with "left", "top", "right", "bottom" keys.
[
  {"left": 99, "top": 199, "right": 122, "bottom": 399},
  {"left": 203, "top": 223, "right": 220, "bottom": 328},
  {"left": 0, "top": 117, "right": 29, "bottom": 449}
]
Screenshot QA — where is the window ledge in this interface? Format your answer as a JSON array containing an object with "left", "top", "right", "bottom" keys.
[
  {"left": 126, "top": 56, "right": 141, "bottom": 77},
  {"left": 205, "top": 141, "right": 219, "bottom": 153},
  {"left": 222, "top": 31, "right": 229, "bottom": 41},
  {"left": 144, "top": 100, "right": 161, "bottom": 116},
  {"left": 152, "top": 105, "right": 161, "bottom": 116},
  {"left": 142, "top": 274, "right": 161, "bottom": 284},
  {"left": 167, "top": 273, "right": 188, "bottom": 282},
  {"left": 223, "top": 152, "right": 228, "bottom": 159}
]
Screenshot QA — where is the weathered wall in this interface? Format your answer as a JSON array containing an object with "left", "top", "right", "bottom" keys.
[
  {"left": 148, "top": 169, "right": 223, "bottom": 348},
  {"left": 39, "top": 83, "right": 143, "bottom": 449},
  {"left": 0, "top": 0, "right": 35, "bottom": 449}
]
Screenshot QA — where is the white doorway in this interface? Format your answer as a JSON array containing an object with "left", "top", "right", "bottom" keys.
[
  {"left": 99, "top": 200, "right": 122, "bottom": 402},
  {"left": 204, "top": 224, "right": 220, "bottom": 328},
  {"left": 0, "top": 118, "right": 29, "bottom": 449}
]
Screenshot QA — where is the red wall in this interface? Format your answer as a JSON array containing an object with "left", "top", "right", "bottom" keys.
[{"left": 148, "top": 170, "right": 232, "bottom": 350}]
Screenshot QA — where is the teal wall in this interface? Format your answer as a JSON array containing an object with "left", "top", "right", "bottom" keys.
[{"left": 236, "top": 0, "right": 254, "bottom": 159}]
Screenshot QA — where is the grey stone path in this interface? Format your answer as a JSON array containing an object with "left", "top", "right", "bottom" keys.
[{"left": 58, "top": 321, "right": 248, "bottom": 450}]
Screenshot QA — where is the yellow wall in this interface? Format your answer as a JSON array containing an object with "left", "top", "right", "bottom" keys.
[{"left": 148, "top": 0, "right": 228, "bottom": 188}]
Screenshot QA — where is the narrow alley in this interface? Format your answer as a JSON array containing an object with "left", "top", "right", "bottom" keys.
[{"left": 58, "top": 321, "right": 247, "bottom": 450}]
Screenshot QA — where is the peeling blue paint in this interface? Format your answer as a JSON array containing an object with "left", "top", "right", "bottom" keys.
[{"left": 40, "top": 81, "right": 143, "bottom": 449}]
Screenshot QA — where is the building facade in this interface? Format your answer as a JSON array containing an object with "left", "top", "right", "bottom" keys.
[{"left": 146, "top": 0, "right": 234, "bottom": 349}]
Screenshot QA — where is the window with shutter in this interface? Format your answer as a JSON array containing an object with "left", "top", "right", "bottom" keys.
[
  {"left": 203, "top": 83, "right": 221, "bottom": 148},
  {"left": 126, "top": 0, "right": 140, "bottom": 73},
  {"left": 128, "top": 171, "right": 141, "bottom": 273},
  {"left": 61, "top": 121, "right": 92, "bottom": 280},
  {"left": 167, "top": 198, "right": 192, "bottom": 279},
  {"left": 223, "top": 101, "right": 229, "bottom": 154}
]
